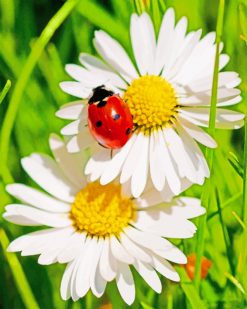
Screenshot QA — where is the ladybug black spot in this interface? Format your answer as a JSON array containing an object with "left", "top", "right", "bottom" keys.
[
  {"left": 96, "top": 121, "right": 103, "bottom": 127},
  {"left": 126, "top": 128, "right": 131, "bottom": 135},
  {"left": 97, "top": 100, "right": 107, "bottom": 108},
  {"left": 113, "top": 114, "right": 120, "bottom": 120}
]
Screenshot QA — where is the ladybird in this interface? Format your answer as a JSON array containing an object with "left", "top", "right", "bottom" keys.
[{"left": 87, "top": 85, "right": 133, "bottom": 149}]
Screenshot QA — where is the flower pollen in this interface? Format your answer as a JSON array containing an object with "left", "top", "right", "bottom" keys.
[
  {"left": 124, "top": 75, "right": 179, "bottom": 134},
  {"left": 70, "top": 182, "right": 136, "bottom": 237}
]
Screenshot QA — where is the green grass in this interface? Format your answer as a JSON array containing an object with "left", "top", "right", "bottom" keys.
[{"left": 0, "top": 0, "right": 247, "bottom": 308}]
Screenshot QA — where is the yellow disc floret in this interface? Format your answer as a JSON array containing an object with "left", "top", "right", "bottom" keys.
[
  {"left": 124, "top": 75, "right": 179, "bottom": 134},
  {"left": 70, "top": 182, "right": 136, "bottom": 237}
]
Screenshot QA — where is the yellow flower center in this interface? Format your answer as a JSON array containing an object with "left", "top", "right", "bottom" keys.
[
  {"left": 70, "top": 182, "right": 136, "bottom": 237},
  {"left": 124, "top": 75, "right": 179, "bottom": 134}
]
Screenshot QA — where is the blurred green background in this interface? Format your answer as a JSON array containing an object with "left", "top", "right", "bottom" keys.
[{"left": 0, "top": 0, "right": 247, "bottom": 308}]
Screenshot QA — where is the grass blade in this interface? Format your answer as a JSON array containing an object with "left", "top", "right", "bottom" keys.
[
  {"left": 0, "top": 229, "right": 39, "bottom": 309},
  {"left": 76, "top": 0, "right": 129, "bottom": 46},
  {"left": 224, "top": 272, "right": 246, "bottom": 295},
  {"left": 0, "top": 0, "right": 80, "bottom": 185},
  {"left": 194, "top": 0, "right": 225, "bottom": 290},
  {"left": 239, "top": 2, "right": 247, "bottom": 44},
  {"left": 0, "top": 80, "right": 11, "bottom": 105},
  {"left": 232, "top": 211, "right": 246, "bottom": 230},
  {"left": 178, "top": 268, "right": 207, "bottom": 309},
  {"left": 215, "top": 189, "right": 234, "bottom": 274}
]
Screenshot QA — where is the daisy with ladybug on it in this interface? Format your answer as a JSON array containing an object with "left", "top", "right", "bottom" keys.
[{"left": 58, "top": 8, "right": 244, "bottom": 198}]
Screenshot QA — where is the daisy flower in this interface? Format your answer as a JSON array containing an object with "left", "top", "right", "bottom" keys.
[
  {"left": 3, "top": 135, "right": 205, "bottom": 305},
  {"left": 57, "top": 8, "right": 244, "bottom": 198}
]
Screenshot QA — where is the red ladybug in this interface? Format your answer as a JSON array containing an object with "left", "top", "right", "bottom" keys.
[{"left": 87, "top": 85, "right": 133, "bottom": 149}]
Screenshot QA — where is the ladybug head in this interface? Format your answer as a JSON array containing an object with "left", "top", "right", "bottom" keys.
[{"left": 88, "top": 85, "right": 114, "bottom": 104}]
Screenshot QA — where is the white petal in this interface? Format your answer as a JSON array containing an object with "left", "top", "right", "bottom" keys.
[
  {"left": 134, "top": 261, "right": 161, "bottom": 293},
  {"left": 67, "top": 126, "right": 95, "bottom": 153},
  {"left": 120, "top": 133, "right": 145, "bottom": 184},
  {"left": 131, "top": 134, "right": 149, "bottom": 198},
  {"left": 85, "top": 147, "right": 111, "bottom": 182},
  {"left": 60, "top": 81, "right": 91, "bottom": 98},
  {"left": 163, "top": 128, "right": 198, "bottom": 183},
  {"left": 173, "top": 32, "right": 217, "bottom": 85},
  {"left": 65, "top": 64, "right": 105, "bottom": 87},
  {"left": 56, "top": 101, "right": 84, "bottom": 120},
  {"left": 49, "top": 134, "right": 86, "bottom": 189},
  {"left": 57, "top": 232, "right": 86, "bottom": 263},
  {"left": 162, "top": 16, "right": 188, "bottom": 75},
  {"left": 187, "top": 71, "right": 241, "bottom": 94},
  {"left": 178, "top": 117, "right": 217, "bottom": 148},
  {"left": 100, "top": 135, "right": 137, "bottom": 185},
  {"left": 4, "top": 204, "right": 71, "bottom": 227},
  {"left": 8, "top": 227, "right": 70, "bottom": 253},
  {"left": 154, "top": 248, "right": 187, "bottom": 264},
  {"left": 165, "top": 30, "right": 202, "bottom": 80},
  {"left": 60, "top": 120, "right": 80, "bottom": 136},
  {"left": 157, "top": 130, "right": 181, "bottom": 195},
  {"left": 21, "top": 154, "right": 76, "bottom": 203},
  {"left": 179, "top": 88, "right": 241, "bottom": 106},
  {"left": 70, "top": 254, "right": 83, "bottom": 301},
  {"left": 135, "top": 189, "right": 164, "bottom": 208},
  {"left": 110, "top": 236, "right": 134, "bottom": 264},
  {"left": 79, "top": 53, "right": 127, "bottom": 89},
  {"left": 75, "top": 237, "right": 96, "bottom": 297},
  {"left": 124, "top": 226, "right": 173, "bottom": 252},
  {"left": 154, "top": 8, "right": 175, "bottom": 74},
  {"left": 38, "top": 229, "right": 75, "bottom": 265},
  {"left": 149, "top": 132, "right": 166, "bottom": 191},
  {"left": 134, "top": 211, "right": 197, "bottom": 238},
  {"left": 90, "top": 238, "right": 105, "bottom": 297},
  {"left": 124, "top": 226, "right": 187, "bottom": 264},
  {"left": 152, "top": 255, "right": 180, "bottom": 282},
  {"left": 176, "top": 123, "right": 209, "bottom": 180},
  {"left": 131, "top": 13, "right": 156, "bottom": 75},
  {"left": 99, "top": 237, "right": 117, "bottom": 281},
  {"left": 94, "top": 31, "right": 138, "bottom": 82},
  {"left": 61, "top": 258, "right": 78, "bottom": 300},
  {"left": 116, "top": 263, "right": 135, "bottom": 305},
  {"left": 180, "top": 107, "right": 245, "bottom": 129},
  {"left": 165, "top": 197, "right": 206, "bottom": 219},
  {"left": 6, "top": 184, "right": 70, "bottom": 213},
  {"left": 120, "top": 232, "right": 151, "bottom": 263},
  {"left": 92, "top": 265, "right": 107, "bottom": 298}
]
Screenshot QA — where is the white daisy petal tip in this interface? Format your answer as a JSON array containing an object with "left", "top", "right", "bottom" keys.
[{"left": 49, "top": 133, "right": 63, "bottom": 149}]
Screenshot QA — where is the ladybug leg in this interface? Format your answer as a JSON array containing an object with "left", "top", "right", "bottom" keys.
[
  {"left": 132, "top": 126, "right": 138, "bottom": 133},
  {"left": 98, "top": 142, "right": 108, "bottom": 149},
  {"left": 110, "top": 149, "right": 113, "bottom": 159}
]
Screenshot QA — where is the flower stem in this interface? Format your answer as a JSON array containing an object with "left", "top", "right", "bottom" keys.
[
  {"left": 194, "top": 0, "right": 225, "bottom": 290},
  {"left": 0, "top": 0, "right": 79, "bottom": 185}
]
